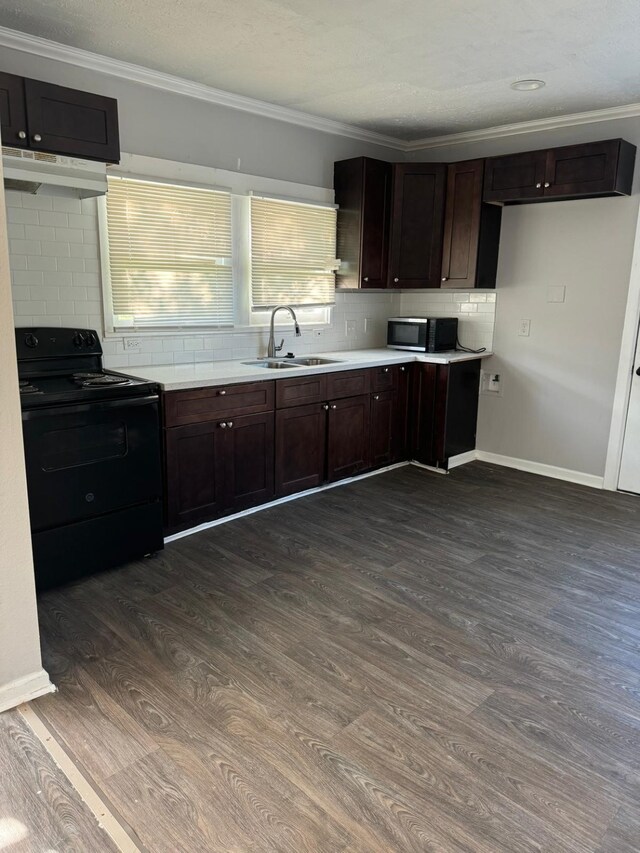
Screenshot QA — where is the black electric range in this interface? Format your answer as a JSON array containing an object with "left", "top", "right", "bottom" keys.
[{"left": 16, "top": 327, "right": 164, "bottom": 590}]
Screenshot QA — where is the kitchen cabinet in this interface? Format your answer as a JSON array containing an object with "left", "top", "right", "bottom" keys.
[
  {"left": 370, "top": 389, "right": 395, "bottom": 468},
  {"left": 370, "top": 363, "right": 412, "bottom": 467},
  {"left": 333, "top": 158, "right": 447, "bottom": 290},
  {"left": 483, "top": 139, "right": 635, "bottom": 205},
  {"left": 411, "top": 360, "right": 481, "bottom": 468},
  {"left": 275, "top": 403, "right": 327, "bottom": 496},
  {"left": 164, "top": 381, "right": 275, "bottom": 529},
  {"left": 334, "top": 157, "right": 391, "bottom": 289},
  {"left": 0, "top": 71, "right": 120, "bottom": 163},
  {"left": 441, "top": 159, "right": 502, "bottom": 289},
  {"left": 388, "top": 163, "right": 447, "bottom": 288},
  {"left": 393, "top": 363, "right": 412, "bottom": 462},
  {"left": 327, "top": 394, "right": 371, "bottom": 481}
]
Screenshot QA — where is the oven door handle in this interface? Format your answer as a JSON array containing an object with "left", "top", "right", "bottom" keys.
[{"left": 22, "top": 394, "right": 159, "bottom": 420}]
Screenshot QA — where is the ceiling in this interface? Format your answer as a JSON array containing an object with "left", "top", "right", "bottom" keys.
[{"left": 2, "top": 0, "right": 640, "bottom": 141}]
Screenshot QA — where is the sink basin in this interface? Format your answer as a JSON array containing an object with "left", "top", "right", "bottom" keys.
[
  {"left": 243, "top": 360, "right": 301, "bottom": 369},
  {"left": 287, "top": 357, "right": 344, "bottom": 366}
]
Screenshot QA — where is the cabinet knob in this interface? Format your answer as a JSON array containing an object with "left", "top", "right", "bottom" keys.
[
  {"left": 373, "top": 394, "right": 380, "bottom": 400},
  {"left": 393, "top": 277, "right": 399, "bottom": 283},
  {"left": 218, "top": 389, "right": 226, "bottom": 396},
  {"left": 399, "top": 366, "right": 406, "bottom": 372},
  {"left": 536, "top": 182, "right": 542, "bottom": 188},
  {"left": 363, "top": 277, "right": 369, "bottom": 282},
  {"left": 383, "top": 367, "right": 389, "bottom": 373},
  {"left": 17, "top": 130, "right": 26, "bottom": 140},
  {"left": 219, "top": 421, "right": 227, "bottom": 429},
  {"left": 33, "top": 134, "right": 42, "bottom": 143},
  {"left": 544, "top": 182, "right": 551, "bottom": 188},
  {"left": 330, "top": 404, "right": 337, "bottom": 410},
  {"left": 322, "top": 404, "right": 329, "bottom": 410},
  {"left": 227, "top": 421, "right": 233, "bottom": 428},
  {"left": 442, "top": 277, "right": 448, "bottom": 282}
]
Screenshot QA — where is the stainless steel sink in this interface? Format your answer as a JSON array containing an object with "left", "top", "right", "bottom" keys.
[
  {"left": 287, "top": 357, "right": 343, "bottom": 366},
  {"left": 243, "top": 360, "right": 301, "bottom": 369}
]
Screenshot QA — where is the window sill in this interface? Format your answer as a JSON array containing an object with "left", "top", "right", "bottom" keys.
[{"left": 103, "top": 322, "right": 331, "bottom": 339}]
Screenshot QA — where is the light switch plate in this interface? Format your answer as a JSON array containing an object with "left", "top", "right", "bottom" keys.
[
  {"left": 547, "top": 285, "right": 566, "bottom": 303},
  {"left": 518, "top": 319, "right": 531, "bottom": 337}
]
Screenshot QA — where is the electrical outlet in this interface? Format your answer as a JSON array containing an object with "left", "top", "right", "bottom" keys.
[
  {"left": 518, "top": 319, "right": 531, "bottom": 337},
  {"left": 124, "top": 338, "right": 142, "bottom": 350},
  {"left": 547, "top": 285, "right": 566, "bottom": 303},
  {"left": 345, "top": 319, "right": 356, "bottom": 336},
  {"left": 481, "top": 370, "right": 503, "bottom": 396}
]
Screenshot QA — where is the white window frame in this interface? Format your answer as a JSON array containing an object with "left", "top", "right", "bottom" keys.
[{"left": 99, "top": 153, "right": 335, "bottom": 337}]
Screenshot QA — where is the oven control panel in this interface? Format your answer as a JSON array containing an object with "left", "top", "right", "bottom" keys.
[{"left": 16, "top": 327, "right": 103, "bottom": 359}]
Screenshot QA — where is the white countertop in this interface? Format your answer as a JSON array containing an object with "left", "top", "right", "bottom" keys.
[{"left": 132, "top": 348, "right": 493, "bottom": 391}]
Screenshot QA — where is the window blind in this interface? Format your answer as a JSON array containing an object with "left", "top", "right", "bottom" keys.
[
  {"left": 105, "top": 177, "right": 234, "bottom": 329},
  {"left": 250, "top": 196, "right": 337, "bottom": 309}
]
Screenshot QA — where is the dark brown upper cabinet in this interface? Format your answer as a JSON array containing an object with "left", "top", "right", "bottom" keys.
[
  {"left": 388, "top": 162, "right": 447, "bottom": 289},
  {"left": 440, "top": 159, "right": 502, "bottom": 289},
  {"left": 334, "top": 157, "right": 391, "bottom": 289},
  {"left": 0, "top": 71, "right": 120, "bottom": 163},
  {"left": 483, "top": 139, "right": 635, "bottom": 205}
]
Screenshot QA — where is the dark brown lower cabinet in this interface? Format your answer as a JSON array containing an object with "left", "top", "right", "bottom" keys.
[
  {"left": 370, "top": 390, "right": 394, "bottom": 468},
  {"left": 165, "top": 411, "right": 274, "bottom": 529},
  {"left": 393, "top": 364, "right": 412, "bottom": 462},
  {"left": 275, "top": 403, "right": 327, "bottom": 497},
  {"left": 411, "top": 360, "right": 481, "bottom": 468},
  {"left": 327, "top": 394, "right": 371, "bottom": 482}
]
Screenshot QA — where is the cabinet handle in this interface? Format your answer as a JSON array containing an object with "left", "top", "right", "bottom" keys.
[
  {"left": 544, "top": 182, "right": 551, "bottom": 188},
  {"left": 330, "top": 404, "right": 337, "bottom": 410},
  {"left": 442, "top": 277, "right": 448, "bottom": 282},
  {"left": 363, "top": 277, "right": 369, "bottom": 282},
  {"left": 227, "top": 421, "right": 233, "bottom": 428},
  {"left": 218, "top": 389, "right": 226, "bottom": 395},
  {"left": 33, "top": 134, "right": 42, "bottom": 143},
  {"left": 393, "top": 277, "right": 399, "bottom": 283},
  {"left": 536, "top": 182, "right": 542, "bottom": 188},
  {"left": 322, "top": 404, "right": 329, "bottom": 410},
  {"left": 17, "top": 130, "right": 26, "bottom": 140},
  {"left": 399, "top": 366, "right": 406, "bottom": 372},
  {"left": 383, "top": 367, "right": 389, "bottom": 373},
  {"left": 373, "top": 394, "right": 380, "bottom": 400},
  {"left": 219, "top": 421, "right": 227, "bottom": 428}
]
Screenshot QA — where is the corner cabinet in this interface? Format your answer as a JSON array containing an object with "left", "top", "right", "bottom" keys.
[
  {"left": 483, "top": 139, "right": 635, "bottom": 205},
  {"left": 0, "top": 71, "right": 120, "bottom": 163}
]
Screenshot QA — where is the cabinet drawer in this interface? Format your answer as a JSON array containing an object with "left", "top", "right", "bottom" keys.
[
  {"left": 276, "top": 374, "right": 327, "bottom": 408},
  {"left": 164, "top": 381, "right": 274, "bottom": 426},
  {"left": 325, "top": 369, "right": 370, "bottom": 400},
  {"left": 371, "top": 365, "right": 395, "bottom": 392}
]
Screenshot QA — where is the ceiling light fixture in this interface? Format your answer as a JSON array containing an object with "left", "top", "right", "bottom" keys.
[{"left": 510, "top": 79, "right": 546, "bottom": 91}]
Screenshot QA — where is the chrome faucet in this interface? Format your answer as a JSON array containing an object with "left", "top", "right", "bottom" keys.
[{"left": 267, "top": 305, "right": 301, "bottom": 358}]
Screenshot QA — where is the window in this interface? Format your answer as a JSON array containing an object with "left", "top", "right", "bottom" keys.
[
  {"left": 103, "top": 177, "right": 234, "bottom": 330},
  {"left": 250, "top": 196, "right": 337, "bottom": 310}
]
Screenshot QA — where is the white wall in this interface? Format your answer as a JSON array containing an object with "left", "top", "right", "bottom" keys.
[
  {"left": 411, "top": 116, "right": 640, "bottom": 478},
  {"left": 0, "top": 158, "right": 53, "bottom": 712}
]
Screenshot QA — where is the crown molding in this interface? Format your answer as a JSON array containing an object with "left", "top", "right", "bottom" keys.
[
  {"left": 2, "top": 25, "right": 640, "bottom": 156},
  {"left": 404, "top": 102, "right": 640, "bottom": 152},
  {"left": 0, "top": 26, "right": 406, "bottom": 151}
]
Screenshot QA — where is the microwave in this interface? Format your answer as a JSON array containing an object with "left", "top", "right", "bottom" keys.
[{"left": 387, "top": 317, "right": 458, "bottom": 352}]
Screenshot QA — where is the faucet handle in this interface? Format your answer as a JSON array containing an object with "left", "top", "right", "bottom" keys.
[{"left": 275, "top": 338, "right": 284, "bottom": 352}]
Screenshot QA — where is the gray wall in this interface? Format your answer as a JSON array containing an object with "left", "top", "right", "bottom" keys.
[
  {"left": 0, "top": 46, "right": 400, "bottom": 187},
  {"left": 411, "top": 117, "right": 640, "bottom": 477}
]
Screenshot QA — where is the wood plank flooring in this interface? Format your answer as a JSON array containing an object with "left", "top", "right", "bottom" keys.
[{"left": 4, "top": 461, "right": 640, "bottom": 851}]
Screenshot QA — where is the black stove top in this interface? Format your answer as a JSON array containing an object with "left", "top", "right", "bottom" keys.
[{"left": 16, "top": 327, "right": 158, "bottom": 409}]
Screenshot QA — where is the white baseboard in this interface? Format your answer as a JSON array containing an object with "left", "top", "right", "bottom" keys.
[
  {"left": 447, "top": 450, "right": 477, "bottom": 470},
  {"left": 0, "top": 668, "right": 55, "bottom": 713},
  {"left": 475, "top": 450, "right": 604, "bottom": 489}
]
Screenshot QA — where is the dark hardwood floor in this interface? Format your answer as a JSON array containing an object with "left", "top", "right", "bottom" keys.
[{"left": 5, "top": 461, "right": 640, "bottom": 851}]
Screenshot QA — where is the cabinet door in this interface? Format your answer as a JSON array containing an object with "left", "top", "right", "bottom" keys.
[
  {"left": 334, "top": 157, "right": 391, "bottom": 289},
  {"left": 441, "top": 159, "right": 502, "bottom": 289},
  {"left": 370, "top": 390, "right": 394, "bottom": 468},
  {"left": 393, "top": 364, "right": 412, "bottom": 462},
  {"left": 0, "top": 72, "right": 28, "bottom": 148},
  {"left": 388, "top": 163, "right": 446, "bottom": 289},
  {"left": 437, "top": 360, "right": 481, "bottom": 463},
  {"left": 544, "top": 140, "right": 632, "bottom": 199},
  {"left": 224, "top": 411, "right": 275, "bottom": 513},
  {"left": 24, "top": 79, "right": 120, "bottom": 163},
  {"left": 275, "top": 403, "right": 327, "bottom": 496},
  {"left": 410, "top": 363, "right": 438, "bottom": 465},
  {"left": 327, "top": 394, "right": 370, "bottom": 482},
  {"left": 483, "top": 150, "right": 546, "bottom": 204},
  {"left": 165, "top": 421, "right": 226, "bottom": 529}
]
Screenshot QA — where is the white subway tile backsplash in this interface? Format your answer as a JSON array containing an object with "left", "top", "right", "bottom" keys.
[{"left": 6, "top": 188, "right": 497, "bottom": 367}]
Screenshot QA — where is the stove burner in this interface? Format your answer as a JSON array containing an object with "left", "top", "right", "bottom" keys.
[
  {"left": 20, "top": 383, "right": 43, "bottom": 395},
  {"left": 81, "top": 375, "right": 131, "bottom": 387},
  {"left": 73, "top": 372, "right": 103, "bottom": 380}
]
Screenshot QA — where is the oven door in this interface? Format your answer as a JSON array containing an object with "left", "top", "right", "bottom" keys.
[
  {"left": 387, "top": 319, "right": 428, "bottom": 351},
  {"left": 22, "top": 395, "right": 162, "bottom": 532}
]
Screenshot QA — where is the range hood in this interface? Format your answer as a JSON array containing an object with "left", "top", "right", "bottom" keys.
[{"left": 2, "top": 147, "right": 108, "bottom": 198}]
